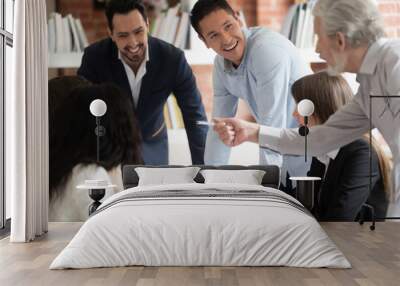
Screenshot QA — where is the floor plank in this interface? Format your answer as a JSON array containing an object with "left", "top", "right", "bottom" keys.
[{"left": 0, "top": 222, "right": 399, "bottom": 286}]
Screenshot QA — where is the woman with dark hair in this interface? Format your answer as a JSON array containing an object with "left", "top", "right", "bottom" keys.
[
  {"left": 48, "top": 76, "right": 91, "bottom": 116},
  {"left": 291, "top": 72, "right": 392, "bottom": 220},
  {"left": 49, "top": 80, "right": 142, "bottom": 221}
]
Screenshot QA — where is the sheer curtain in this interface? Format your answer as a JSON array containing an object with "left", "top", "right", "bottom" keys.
[{"left": 7, "top": 0, "right": 48, "bottom": 242}]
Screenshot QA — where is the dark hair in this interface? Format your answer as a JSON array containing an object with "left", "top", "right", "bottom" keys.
[
  {"left": 190, "top": 0, "right": 236, "bottom": 36},
  {"left": 49, "top": 83, "right": 142, "bottom": 198},
  {"left": 291, "top": 72, "right": 353, "bottom": 124},
  {"left": 105, "top": 0, "right": 148, "bottom": 31},
  {"left": 49, "top": 76, "right": 91, "bottom": 119}
]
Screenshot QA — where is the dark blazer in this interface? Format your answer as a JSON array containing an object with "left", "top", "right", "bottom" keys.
[
  {"left": 77, "top": 36, "right": 208, "bottom": 165},
  {"left": 307, "top": 139, "right": 388, "bottom": 221}
]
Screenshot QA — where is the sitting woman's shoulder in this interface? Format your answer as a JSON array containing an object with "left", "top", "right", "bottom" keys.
[{"left": 344, "top": 138, "right": 369, "bottom": 148}]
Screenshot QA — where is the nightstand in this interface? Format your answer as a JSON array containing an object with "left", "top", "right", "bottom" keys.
[
  {"left": 76, "top": 181, "right": 117, "bottom": 215},
  {"left": 289, "top": 176, "right": 321, "bottom": 211}
]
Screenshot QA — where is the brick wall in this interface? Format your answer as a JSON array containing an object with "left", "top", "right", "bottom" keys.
[
  {"left": 57, "top": 0, "right": 400, "bottom": 43},
  {"left": 57, "top": 0, "right": 108, "bottom": 44},
  {"left": 56, "top": 0, "right": 400, "bottom": 116},
  {"left": 57, "top": 0, "right": 259, "bottom": 43},
  {"left": 379, "top": 0, "right": 400, "bottom": 38},
  {"left": 257, "top": 0, "right": 293, "bottom": 31},
  {"left": 229, "top": 0, "right": 257, "bottom": 27}
]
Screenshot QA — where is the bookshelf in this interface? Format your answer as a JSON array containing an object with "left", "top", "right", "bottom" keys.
[
  {"left": 48, "top": 0, "right": 323, "bottom": 68},
  {"left": 48, "top": 0, "right": 216, "bottom": 68},
  {"left": 281, "top": 0, "right": 324, "bottom": 63}
]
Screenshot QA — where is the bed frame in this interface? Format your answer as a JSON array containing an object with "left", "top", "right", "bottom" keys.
[{"left": 122, "top": 165, "right": 281, "bottom": 189}]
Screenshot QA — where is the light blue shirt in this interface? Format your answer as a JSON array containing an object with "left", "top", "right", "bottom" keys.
[{"left": 205, "top": 27, "right": 312, "bottom": 167}]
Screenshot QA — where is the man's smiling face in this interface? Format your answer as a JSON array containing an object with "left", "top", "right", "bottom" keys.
[
  {"left": 110, "top": 9, "right": 148, "bottom": 69},
  {"left": 198, "top": 9, "right": 245, "bottom": 66}
]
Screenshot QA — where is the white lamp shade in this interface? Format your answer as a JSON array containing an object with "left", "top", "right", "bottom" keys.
[
  {"left": 297, "top": 99, "right": 314, "bottom": 117},
  {"left": 90, "top": 99, "right": 107, "bottom": 117}
]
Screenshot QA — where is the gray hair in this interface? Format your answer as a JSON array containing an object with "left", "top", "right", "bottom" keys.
[{"left": 313, "top": 0, "right": 385, "bottom": 47}]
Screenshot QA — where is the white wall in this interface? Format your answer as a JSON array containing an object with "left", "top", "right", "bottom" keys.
[{"left": 168, "top": 129, "right": 259, "bottom": 165}]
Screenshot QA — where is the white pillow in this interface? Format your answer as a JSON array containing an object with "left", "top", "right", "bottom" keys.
[
  {"left": 135, "top": 167, "right": 201, "bottom": 186},
  {"left": 200, "top": 169, "right": 266, "bottom": 185}
]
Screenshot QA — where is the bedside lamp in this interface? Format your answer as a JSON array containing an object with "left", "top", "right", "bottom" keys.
[
  {"left": 77, "top": 99, "right": 113, "bottom": 215},
  {"left": 297, "top": 99, "right": 314, "bottom": 162},
  {"left": 290, "top": 99, "right": 320, "bottom": 212},
  {"left": 89, "top": 99, "right": 107, "bottom": 162}
]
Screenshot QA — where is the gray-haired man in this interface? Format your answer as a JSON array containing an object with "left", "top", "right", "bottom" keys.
[{"left": 211, "top": 0, "right": 400, "bottom": 214}]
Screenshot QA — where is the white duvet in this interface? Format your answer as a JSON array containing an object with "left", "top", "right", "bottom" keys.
[{"left": 50, "top": 183, "right": 351, "bottom": 269}]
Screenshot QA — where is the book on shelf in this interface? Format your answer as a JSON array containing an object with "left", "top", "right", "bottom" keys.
[
  {"left": 167, "top": 96, "right": 179, "bottom": 129},
  {"left": 48, "top": 12, "right": 89, "bottom": 54},
  {"left": 67, "top": 14, "right": 81, "bottom": 52},
  {"left": 163, "top": 104, "right": 172, "bottom": 130},
  {"left": 174, "top": 11, "right": 189, "bottom": 49},
  {"left": 52, "top": 13, "right": 64, "bottom": 53},
  {"left": 62, "top": 16, "right": 72, "bottom": 52},
  {"left": 154, "top": 4, "right": 182, "bottom": 45},
  {"left": 75, "top": 18, "right": 89, "bottom": 50},
  {"left": 281, "top": 4, "right": 297, "bottom": 39},
  {"left": 299, "top": 3, "right": 312, "bottom": 49},
  {"left": 294, "top": 3, "right": 305, "bottom": 46},
  {"left": 281, "top": 0, "right": 317, "bottom": 51},
  {"left": 164, "top": 95, "right": 184, "bottom": 129},
  {"left": 165, "top": 13, "right": 180, "bottom": 44},
  {"left": 150, "top": 13, "right": 164, "bottom": 37}
]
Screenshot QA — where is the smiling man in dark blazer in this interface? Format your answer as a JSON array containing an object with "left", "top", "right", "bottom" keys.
[{"left": 78, "top": 0, "right": 208, "bottom": 165}]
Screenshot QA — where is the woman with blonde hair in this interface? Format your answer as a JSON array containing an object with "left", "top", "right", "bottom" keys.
[{"left": 291, "top": 72, "right": 391, "bottom": 220}]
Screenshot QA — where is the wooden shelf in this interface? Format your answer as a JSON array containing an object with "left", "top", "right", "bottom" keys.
[
  {"left": 48, "top": 49, "right": 217, "bottom": 68},
  {"left": 48, "top": 53, "right": 83, "bottom": 68}
]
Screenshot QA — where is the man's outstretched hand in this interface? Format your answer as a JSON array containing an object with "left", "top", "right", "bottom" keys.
[{"left": 212, "top": 118, "right": 260, "bottom": 147}]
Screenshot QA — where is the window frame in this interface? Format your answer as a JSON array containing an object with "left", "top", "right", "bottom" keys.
[{"left": 0, "top": 0, "right": 13, "bottom": 231}]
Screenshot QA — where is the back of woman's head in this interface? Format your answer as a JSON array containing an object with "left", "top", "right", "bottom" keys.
[
  {"left": 48, "top": 76, "right": 91, "bottom": 115},
  {"left": 50, "top": 83, "right": 142, "bottom": 196},
  {"left": 291, "top": 72, "right": 353, "bottom": 124}
]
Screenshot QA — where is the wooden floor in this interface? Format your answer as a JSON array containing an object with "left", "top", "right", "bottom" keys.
[{"left": 1, "top": 222, "right": 400, "bottom": 286}]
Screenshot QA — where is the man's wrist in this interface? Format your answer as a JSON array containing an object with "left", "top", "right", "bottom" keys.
[
  {"left": 258, "top": 125, "right": 284, "bottom": 151},
  {"left": 247, "top": 122, "right": 260, "bottom": 143}
]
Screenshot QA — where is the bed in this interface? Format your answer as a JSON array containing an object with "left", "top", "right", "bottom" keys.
[{"left": 50, "top": 165, "right": 350, "bottom": 269}]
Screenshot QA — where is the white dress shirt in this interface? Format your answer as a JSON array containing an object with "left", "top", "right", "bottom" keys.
[
  {"left": 259, "top": 38, "right": 400, "bottom": 200},
  {"left": 119, "top": 47, "right": 150, "bottom": 107}
]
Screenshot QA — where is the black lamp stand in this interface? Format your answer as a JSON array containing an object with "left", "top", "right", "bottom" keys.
[{"left": 87, "top": 116, "right": 106, "bottom": 216}]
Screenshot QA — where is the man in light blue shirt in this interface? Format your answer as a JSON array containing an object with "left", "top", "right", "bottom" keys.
[{"left": 190, "top": 0, "right": 311, "bottom": 175}]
